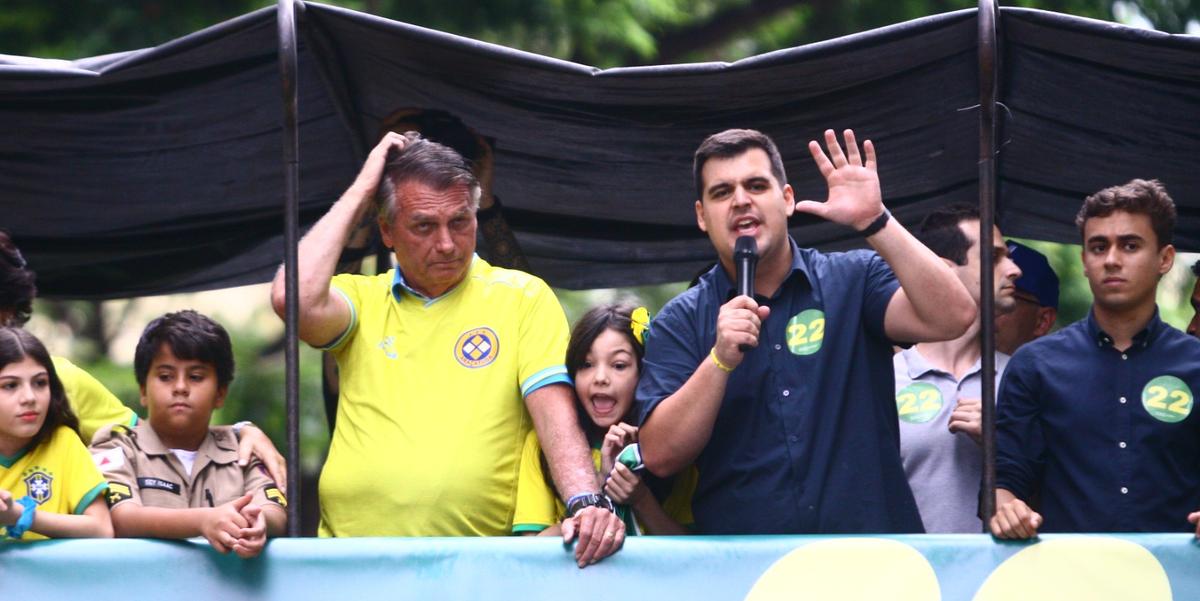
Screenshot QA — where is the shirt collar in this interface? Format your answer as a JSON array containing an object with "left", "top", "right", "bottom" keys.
[
  {"left": 390, "top": 255, "right": 478, "bottom": 305},
  {"left": 901, "top": 346, "right": 986, "bottom": 380},
  {"left": 713, "top": 236, "right": 812, "bottom": 301},
  {"left": 134, "top": 420, "right": 238, "bottom": 463},
  {"left": 1086, "top": 307, "right": 1163, "bottom": 350}
]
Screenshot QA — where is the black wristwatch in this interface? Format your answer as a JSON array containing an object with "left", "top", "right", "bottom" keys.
[{"left": 565, "top": 493, "right": 616, "bottom": 517}]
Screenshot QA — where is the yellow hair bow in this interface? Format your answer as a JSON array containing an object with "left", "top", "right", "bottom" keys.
[{"left": 630, "top": 306, "right": 650, "bottom": 346}]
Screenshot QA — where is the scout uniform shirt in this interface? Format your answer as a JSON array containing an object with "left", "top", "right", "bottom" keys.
[{"left": 89, "top": 421, "right": 286, "bottom": 512}]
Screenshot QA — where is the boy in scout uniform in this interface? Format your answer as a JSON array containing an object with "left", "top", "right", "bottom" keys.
[{"left": 90, "top": 310, "right": 286, "bottom": 557}]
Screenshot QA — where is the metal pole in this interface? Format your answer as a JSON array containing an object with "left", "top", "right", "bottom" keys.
[
  {"left": 977, "top": 0, "right": 1000, "bottom": 527},
  {"left": 277, "top": 0, "right": 302, "bottom": 537}
]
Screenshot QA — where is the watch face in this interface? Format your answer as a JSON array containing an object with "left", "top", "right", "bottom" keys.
[{"left": 567, "top": 493, "right": 614, "bottom": 517}]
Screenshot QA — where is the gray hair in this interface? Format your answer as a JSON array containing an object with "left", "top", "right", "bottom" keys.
[{"left": 375, "top": 132, "right": 481, "bottom": 224}]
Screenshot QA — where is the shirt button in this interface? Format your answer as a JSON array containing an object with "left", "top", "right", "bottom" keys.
[
  {"left": 1119, "top": 442, "right": 1127, "bottom": 449},
  {"left": 1119, "top": 396, "right": 1127, "bottom": 404},
  {"left": 782, "top": 390, "right": 791, "bottom": 397},
  {"left": 788, "top": 435, "right": 798, "bottom": 443},
  {"left": 1121, "top": 354, "right": 1128, "bottom": 360},
  {"left": 774, "top": 344, "right": 782, "bottom": 351},
  {"left": 1120, "top": 487, "right": 1129, "bottom": 494}
]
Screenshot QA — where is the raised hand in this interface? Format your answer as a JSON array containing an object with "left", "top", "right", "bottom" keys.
[
  {"left": 600, "top": 423, "right": 638, "bottom": 477},
  {"left": 347, "top": 131, "right": 415, "bottom": 200},
  {"left": 797, "top": 129, "right": 885, "bottom": 231}
]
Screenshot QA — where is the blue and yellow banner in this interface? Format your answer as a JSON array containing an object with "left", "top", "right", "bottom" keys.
[{"left": 2, "top": 534, "right": 1197, "bottom": 600}]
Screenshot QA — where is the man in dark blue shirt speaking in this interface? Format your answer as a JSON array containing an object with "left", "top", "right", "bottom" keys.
[
  {"left": 992, "top": 179, "right": 1200, "bottom": 539},
  {"left": 635, "top": 128, "right": 977, "bottom": 534}
]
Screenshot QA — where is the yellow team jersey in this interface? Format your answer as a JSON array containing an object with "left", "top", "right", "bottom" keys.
[
  {"left": 53, "top": 356, "right": 137, "bottom": 444},
  {"left": 0, "top": 426, "right": 108, "bottom": 541},
  {"left": 512, "top": 429, "right": 696, "bottom": 534},
  {"left": 318, "top": 258, "right": 571, "bottom": 537}
]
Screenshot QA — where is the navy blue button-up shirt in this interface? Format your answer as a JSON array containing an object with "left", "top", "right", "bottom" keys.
[
  {"left": 996, "top": 310, "right": 1200, "bottom": 532},
  {"left": 636, "top": 238, "right": 922, "bottom": 534}
]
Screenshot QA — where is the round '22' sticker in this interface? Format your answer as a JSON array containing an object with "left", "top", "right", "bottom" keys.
[
  {"left": 895, "top": 382, "right": 944, "bottom": 424},
  {"left": 1141, "top": 375, "right": 1193, "bottom": 423},
  {"left": 786, "top": 309, "right": 826, "bottom": 356}
]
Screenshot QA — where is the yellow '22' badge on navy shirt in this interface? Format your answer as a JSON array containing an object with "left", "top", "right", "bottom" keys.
[{"left": 455, "top": 327, "right": 499, "bottom": 368}]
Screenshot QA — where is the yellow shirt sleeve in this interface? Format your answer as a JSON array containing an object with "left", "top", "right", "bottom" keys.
[
  {"left": 54, "top": 427, "right": 109, "bottom": 515},
  {"left": 511, "top": 430, "right": 562, "bottom": 533},
  {"left": 516, "top": 278, "right": 570, "bottom": 397},
  {"left": 662, "top": 466, "right": 698, "bottom": 529},
  {"left": 54, "top": 356, "right": 136, "bottom": 444},
  {"left": 323, "top": 272, "right": 365, "bottom": 350}
]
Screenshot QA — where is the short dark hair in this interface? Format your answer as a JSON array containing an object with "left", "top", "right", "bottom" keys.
[
  {"left": 1192, "top": 259, "right": 1200, "bottom": 278},
  {"left": 375, "top": 133, "right": 481, "bottom": 224},
  {"left": 915, "top": 203, "right": 982, "bottom": 266},
  {"left": 693, "top": 129, "right": 787, "bottom": 200},
  {"left": 1076, "top": 179, "right": 1175, "bottom": 248},
  {"left": 0, "top": 231, "right": 37, "bottom": 327},
  {"left": 0, "top": 327, "right": 78, "bottom": 448},
  {"left": 134, "top": 310, "right": 235, "bottom": 389},
  {"left": 565, "top": 303, "right": 645, "bottom": 382}
]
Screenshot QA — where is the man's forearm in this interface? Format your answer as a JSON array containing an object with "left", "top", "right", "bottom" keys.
[
  {"left": 867, "top": 217, "right": 975, "bottom": 340},
  {"left": 526, "top": 384, "right": 600, "bottom": 498},
  {"left": 639, "top": 357, "right": 730, "bottom": 477}
]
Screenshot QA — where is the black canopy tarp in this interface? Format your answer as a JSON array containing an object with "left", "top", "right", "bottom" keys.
[{"left": 2, "top": 4, "right": 1197, "bottom": 299}]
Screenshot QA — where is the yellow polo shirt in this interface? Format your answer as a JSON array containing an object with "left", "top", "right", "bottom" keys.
[
  {"left": 317, "top": 258, "right": 570, "bottom": 537},
  {"left": 0, "top": 426, "right": 108, "bottom": 541}
]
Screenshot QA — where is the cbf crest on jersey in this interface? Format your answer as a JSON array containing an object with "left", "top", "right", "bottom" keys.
[
  {"left": 22, "top": 467, "right": 53, "bottom": 505},
  {"left": 455, "top": 327, "right": 499, "bottom": 368}
]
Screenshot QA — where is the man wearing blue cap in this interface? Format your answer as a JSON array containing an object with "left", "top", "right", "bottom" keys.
[{"left": 994, "top": 241, "right": 1059, "bottom": 355}]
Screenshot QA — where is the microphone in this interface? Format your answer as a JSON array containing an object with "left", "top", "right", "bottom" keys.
[{"left": 734, "top": 235, "right": 758, "bottom": 353}]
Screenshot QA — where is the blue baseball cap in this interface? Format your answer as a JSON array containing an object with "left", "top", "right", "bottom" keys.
[{"left": 1007, "top": 240, "right": 1059, "bottom": 309}]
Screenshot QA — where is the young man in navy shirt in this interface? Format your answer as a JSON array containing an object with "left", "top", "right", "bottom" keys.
[
  {"left": 993, "top": 179, "right": 1200, "bottom": 538},
  {"left": 635, "top": 128, "right": 977, "bottom": 534}
]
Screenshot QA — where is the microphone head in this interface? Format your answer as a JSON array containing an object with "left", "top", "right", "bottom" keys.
[{"left": 734, "top": 236, "right": 758, "bottom": 260}]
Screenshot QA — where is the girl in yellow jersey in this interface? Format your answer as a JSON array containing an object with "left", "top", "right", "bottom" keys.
[
  {"left": 0, "top": 327, "right": 112, "bottom": 540},
  {"left": 513, "top": 303, "right": 694, "bottom": 535}
]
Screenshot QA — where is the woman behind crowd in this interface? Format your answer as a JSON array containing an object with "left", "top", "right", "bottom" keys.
[
  {"left": 0, "top": 327, "right": 112, "bottom": 539},
  {"left": 513, "top": 303, "right": 693, "bottom": 536}
]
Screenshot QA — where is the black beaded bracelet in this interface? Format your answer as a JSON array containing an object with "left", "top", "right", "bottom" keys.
[{"left": 858, "top": 209, "right": 891, "bottom": 237}]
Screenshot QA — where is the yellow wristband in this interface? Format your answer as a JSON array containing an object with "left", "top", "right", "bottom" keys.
[{"left": 709, "top": 347, "right": 734, "bottom": 373}]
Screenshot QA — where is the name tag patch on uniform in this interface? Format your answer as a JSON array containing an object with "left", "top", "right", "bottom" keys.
[
  {"left": 455, "top": 327, "right": 499, "bottom": 368},
  {"left": 896, "top": 382, "right": 944, "bottom": 424},
  {"left": 786, "top": 309, "right": 826, "bottom": 356},
  {"left": 1141, "top": 375, "right": 1193, "bottom": 423},
  {"left": 106, "top": 482, "right": 133, "bottom": 507},
  {"left": 138, "top": 477, "right": 181, "bottom": 495}
]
